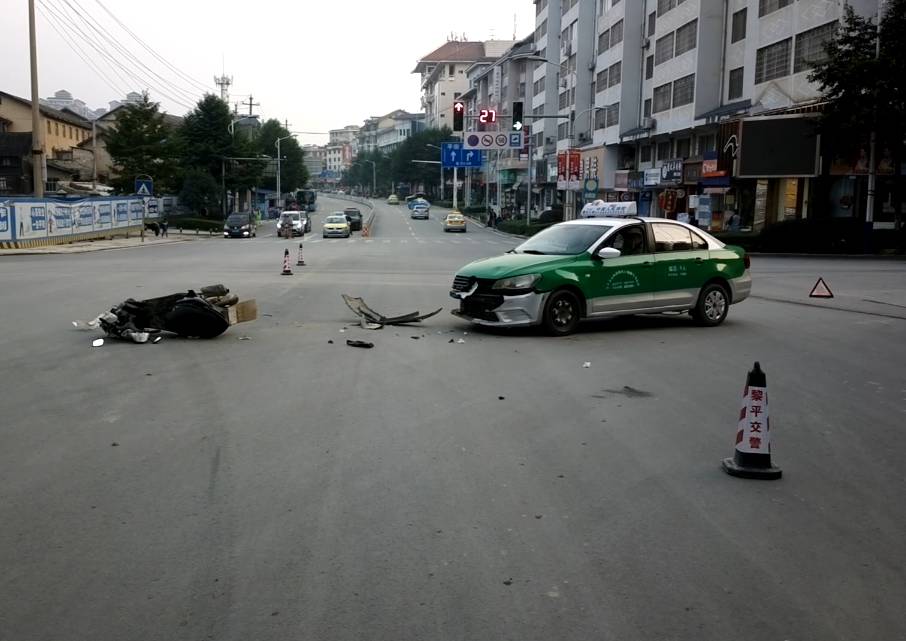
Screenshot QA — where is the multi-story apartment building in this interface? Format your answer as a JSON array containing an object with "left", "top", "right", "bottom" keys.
[
  {"left": 302, "top": 144, "right": 326, "bottom": 180},
  {"left": 460, "top": 36, "right": 536, "bottom": 212},
  {"left": 533, "top": 0, "right": 883, "bottom": 232},
  {"left": 413, "top": 39, "right": 517, "bottom": 130},
  {"left": 374, "top": 110, "right": 426, "bottom": 153}
]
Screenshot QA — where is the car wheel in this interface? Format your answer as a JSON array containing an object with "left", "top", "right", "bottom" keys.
[
  {"left": 323, "top": 234, "right": 327, "bottom": 238},
  {"left": 543, "top": 290, "right": 581, "bottom": 336},
  {"left": 692, "top": 283, "right": 730, "bottom": 326}
]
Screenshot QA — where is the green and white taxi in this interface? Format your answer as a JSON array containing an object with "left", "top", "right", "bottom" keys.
[{"left": 450, "top": 217, "right": 751, "bottom": 335}]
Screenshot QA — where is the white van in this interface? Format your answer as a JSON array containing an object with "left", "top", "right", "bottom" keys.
[{"left": 579, "top": 200, "right": 637, "bottom": 218}]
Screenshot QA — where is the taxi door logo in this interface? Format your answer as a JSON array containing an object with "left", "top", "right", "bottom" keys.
[{"left": 606, "top": 269, "right": 640, "bottom": 291}]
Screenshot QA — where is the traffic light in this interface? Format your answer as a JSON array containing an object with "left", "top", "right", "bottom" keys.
[
  {"left": 512, "top": 101, "right": 524, "bottom": 131},
  {"left": 453, "top": 101, "right": 465, "bottom": 132}
]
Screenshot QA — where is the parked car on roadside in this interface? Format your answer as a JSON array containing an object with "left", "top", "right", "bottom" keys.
[{"left": 387, "top": 194, "right": 399, "bottom": 205}]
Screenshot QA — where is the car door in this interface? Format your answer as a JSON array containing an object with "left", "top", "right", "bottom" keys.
[
  {"left": 650, "top": 222, "right": 711, "bottom": 308},
  {"left": 584, "top": 224, "right": 657, "bottom": 315}
]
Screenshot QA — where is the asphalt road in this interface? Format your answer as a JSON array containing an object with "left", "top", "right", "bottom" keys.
[{"left": 1, "top": 196, "right": 904, "bottom": 641}]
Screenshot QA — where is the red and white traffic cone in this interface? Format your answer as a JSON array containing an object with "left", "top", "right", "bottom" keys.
[
  {"left": 722, "top": 362, "right": 781, "bottom": 480},
  {"left": 296, "top": 242, "right": 306, "bottom": 266},
  {"left": 280, "top": 248, "right": 293, "bottom": 276}
]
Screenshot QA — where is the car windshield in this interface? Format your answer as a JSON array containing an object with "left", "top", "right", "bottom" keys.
[
  {"left": 281, "top": 213, "right": 300, "bottom": 222},
  {"left": 514, "top": 224, "right": 611, "bottom": 255},
  {"left": 226, "top": 215, "right": 247, "bottom": 225},
  {"left": 326, "top": 216, "right": 347, "bottom": 224}
]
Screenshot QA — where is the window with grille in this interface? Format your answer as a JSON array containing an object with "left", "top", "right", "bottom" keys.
[
  {"left": 672, "top": 74, "right": 695, "bottom": 107},
  {"left": 655, "top": 32, "right": 675, "bottom": 65},
  {"left": 728, "top": 67, "right": 744, "bottom": 99},
  {"left": 641, "top": 145, "right": 653, "bottom": 162},
  {"left": 594, "top": 108, "right": 606, "bottom": 129},
  {"left": 596, "top": 70, "right": 607, "bottom": 91},
  {"left": 697, "top": 134, "right": 715, "bottom": 154},
  {"left": 676, "top": 138, "right": 691, "bottom": 158},
  {"left": 644, "top": 98, "right": 652, "bottom": 117},
  {"left": 653, "top": 83, "right": 672, "bottom": 112},
  {"left": 731, "top": 8, "right": 747, "bottom": 43},
  {"left": 657, "top": 141, "right": 672, "bottom": 161},
  {"left": 559, "top": 91, "right": 569, "bottom": 109},
  {"left": 646, "top": 55, "right": 654, "bottom": 79},
  {"left": 758, "top": 0, "right": 792, "bottom": 18},
  {"left": 598, "top": 29, "right": 610, "bottom": 53},
  {"left": 794, "top": 21, "right": 836, "bottom": 73},
  {"left": 657, "top": 0, "right": 675, "bottom": 17},
  {"left": 610, "top": 20, "right": 623, "bottom": 45},
  {"left": 648, "top": 11, "right": 656, "bottom": 36},
  {"left": 755, "top": 38, "right": 791, "bottom": 83},
  {"left": 558, "top": 122, "right": 569, "bottom": 140},
  {"left": 675, "top": 20, "right": 697, "bottom": 56},
  {"left": 606, "top": 103, "right": 620, "bottom": 128},
  {"left": 608, "top": 61, "right": 622, "bottom": 87}
]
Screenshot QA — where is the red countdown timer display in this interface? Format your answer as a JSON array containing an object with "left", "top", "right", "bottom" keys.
[{"left": 478, "top": 109, "right": 497, "bottom": 124}]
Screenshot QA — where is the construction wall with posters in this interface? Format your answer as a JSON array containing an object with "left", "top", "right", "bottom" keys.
[{"left": 0, "top": 196, "right": 164, "bottom": 249}]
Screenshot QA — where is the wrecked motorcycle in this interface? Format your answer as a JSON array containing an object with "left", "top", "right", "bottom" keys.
[{"left": 77, "top": 285, "right": 257, "bottom": 343}]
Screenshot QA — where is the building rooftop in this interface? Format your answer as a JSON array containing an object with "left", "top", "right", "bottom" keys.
[
  {"left": 412, "top": 41, "right": 492, "bottom": 73},
  {"left": 0, "top": 91, "right": 92, "bottom": 128}
]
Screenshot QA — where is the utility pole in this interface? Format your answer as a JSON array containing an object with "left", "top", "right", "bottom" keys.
[
  {"left": 28, "top": 0, "right": 44, "bottom": 197},
  {"left": 245, "top": 95, "right": 259, "bottom": 117}
]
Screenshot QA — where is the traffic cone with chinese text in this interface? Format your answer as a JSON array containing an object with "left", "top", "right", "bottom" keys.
[
  {"left": 280, "top": 248, "right": 293, "bottom": 276},
  {"left": 296, "top": 242, "right": 306, "bottom": 266},
  {"left": 722, "top": 362, "right": 782, "bottom": 480}
]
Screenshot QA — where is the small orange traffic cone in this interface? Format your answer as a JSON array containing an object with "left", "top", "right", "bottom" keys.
[
  {"left": 722, "top": 362, "right": 781, "bottom": 480},
  {"left": 280, "top": 248, "right": 293, "bottom": 276},
  {"left": 296, "top": 242, "right": 306, "bottom": 266}
]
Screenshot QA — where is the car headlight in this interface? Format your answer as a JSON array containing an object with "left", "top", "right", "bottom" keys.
[
  {"left": 492, "top": 273, "right": 541, "bottom": 292},
  {"left": 241, "top": 224, "right": 250, "bottom": 230}
]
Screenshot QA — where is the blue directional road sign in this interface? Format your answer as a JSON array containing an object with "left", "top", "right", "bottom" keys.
[
  {"left": 134, "top": 178, "right": 153, "bottom": 196},
  {"left": 441, "top": 142, "right": 483, "bottom": 168}
]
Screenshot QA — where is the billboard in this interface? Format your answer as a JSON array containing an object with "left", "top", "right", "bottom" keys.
[{"left": 738, "top": 116, "right": 819, "bottom": 178}]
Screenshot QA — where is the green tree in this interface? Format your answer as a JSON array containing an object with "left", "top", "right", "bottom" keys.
[
  {"left": 177, "top": 94, "right": 266, "bottom": 215},
  {"left": 104, "top": 92, "right": 179, "bottom": 194},
  {"left": 178, "top": 168, "right": 220, "bottom": 216},
  {"left": 810, "top": 2, "right": 905, "bottom": 179},
  {"left": 254, "top": 119, "right": 309, "bottom": 194},
  {"left": 390, "top": 127, "right": 454, "bottom": 198}
]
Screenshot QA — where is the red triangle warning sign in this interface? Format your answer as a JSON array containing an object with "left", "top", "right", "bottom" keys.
[{"left": 809, "top": 277, "right": 834, "bottom": 298}]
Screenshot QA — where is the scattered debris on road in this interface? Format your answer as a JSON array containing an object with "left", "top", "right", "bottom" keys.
[
  {"left": 75, "top": 284, "right": 257, "bottom": 344},
  {"left": 91, "top": 338, "right": 104, "bottom": 348},
  {"left": 603, "top": 386, "right": 653, "bottom": 398},
  {"left": 457, "top": 339, "right": 466, "bottom": 344},
  {"left": 359, "top": 318, "right": 383, "bottom": 330},
  {"left": 503, "top": 578, "right": 513, "bottom": 586},
  {"left": 328, "top": 339, "right": 334, "bottom": 344},
  {"left": 346, "top": 339, "right": 374, "bottom": 349},
  {"left": 583, "top": 362, "right": 591, "bottom": 368},
  {"left": 342, "top": 294, "right": 442, "bottom": 327}
]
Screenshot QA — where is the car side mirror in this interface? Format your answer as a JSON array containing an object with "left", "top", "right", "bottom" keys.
[{"left": 596, "top": 247, "right": 621, "bottom": 260}]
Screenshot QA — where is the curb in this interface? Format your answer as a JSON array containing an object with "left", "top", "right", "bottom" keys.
[{"left": 0, "top": 237, "right": 194, "bottom": 256}]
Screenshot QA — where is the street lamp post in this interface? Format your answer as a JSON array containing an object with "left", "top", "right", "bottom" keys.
[
  {"left": 358, "top": 159, "right": 376, "bottom": 196},
  {"left": 275, "top": 134, "right": 297, "bottom": 209}
]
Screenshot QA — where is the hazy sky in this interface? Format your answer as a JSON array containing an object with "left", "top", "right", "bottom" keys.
[{"left": 1, "top": 0, "right": 535, "bottom": 146}]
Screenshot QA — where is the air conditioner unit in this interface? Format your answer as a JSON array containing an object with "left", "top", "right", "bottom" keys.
[
  {"left": 641, "top": 117, "right": 656, "bottom": 130},
  {"left": 587, "top": 60, "right": 596, "bottom": 71},
  {"left": 545, "top": 137, "right": 554, "bottom": 144}
]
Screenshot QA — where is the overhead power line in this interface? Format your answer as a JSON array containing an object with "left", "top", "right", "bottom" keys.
[
  {"left": 38, "top": 0, "right": 197, "bottom": 110},
  {"left": 57, "top": 0, "right": 199, "bottom": 105},
  {"left": 36, "top": 2, "right": 127, "bottom": 98},
  {"left": 92, "top": 0, "right": 212, "bottom": 94}
]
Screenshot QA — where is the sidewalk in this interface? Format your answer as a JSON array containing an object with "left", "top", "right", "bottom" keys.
[
  {"left": 0, "top": 233, "right": 203, "bottom": 256},
  {"left": 431, "top": 204, "right": 528, "bottom": 240}
]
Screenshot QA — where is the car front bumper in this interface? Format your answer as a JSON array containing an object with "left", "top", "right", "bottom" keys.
[
  {"left": 323, "top": 229, "right": 350, "bottom": 237},
  {"left": 449, "top": 289, "right": 547, "bottom": 327},
  {"left": 224, "top": 229, "right": 251, "bottom": 237}
]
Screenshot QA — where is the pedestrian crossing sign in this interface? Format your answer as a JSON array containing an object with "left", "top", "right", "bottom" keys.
[{"left": 135, "top": 178, "right": 153, "bottom": 197}]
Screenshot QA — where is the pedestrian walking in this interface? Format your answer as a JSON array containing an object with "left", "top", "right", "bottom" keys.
[
  {"left": 487, "top": 208, "right": 496, "bottom": 229},
  {"left": 160, "top": 219, "right": 169, "bottom": 237}
]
